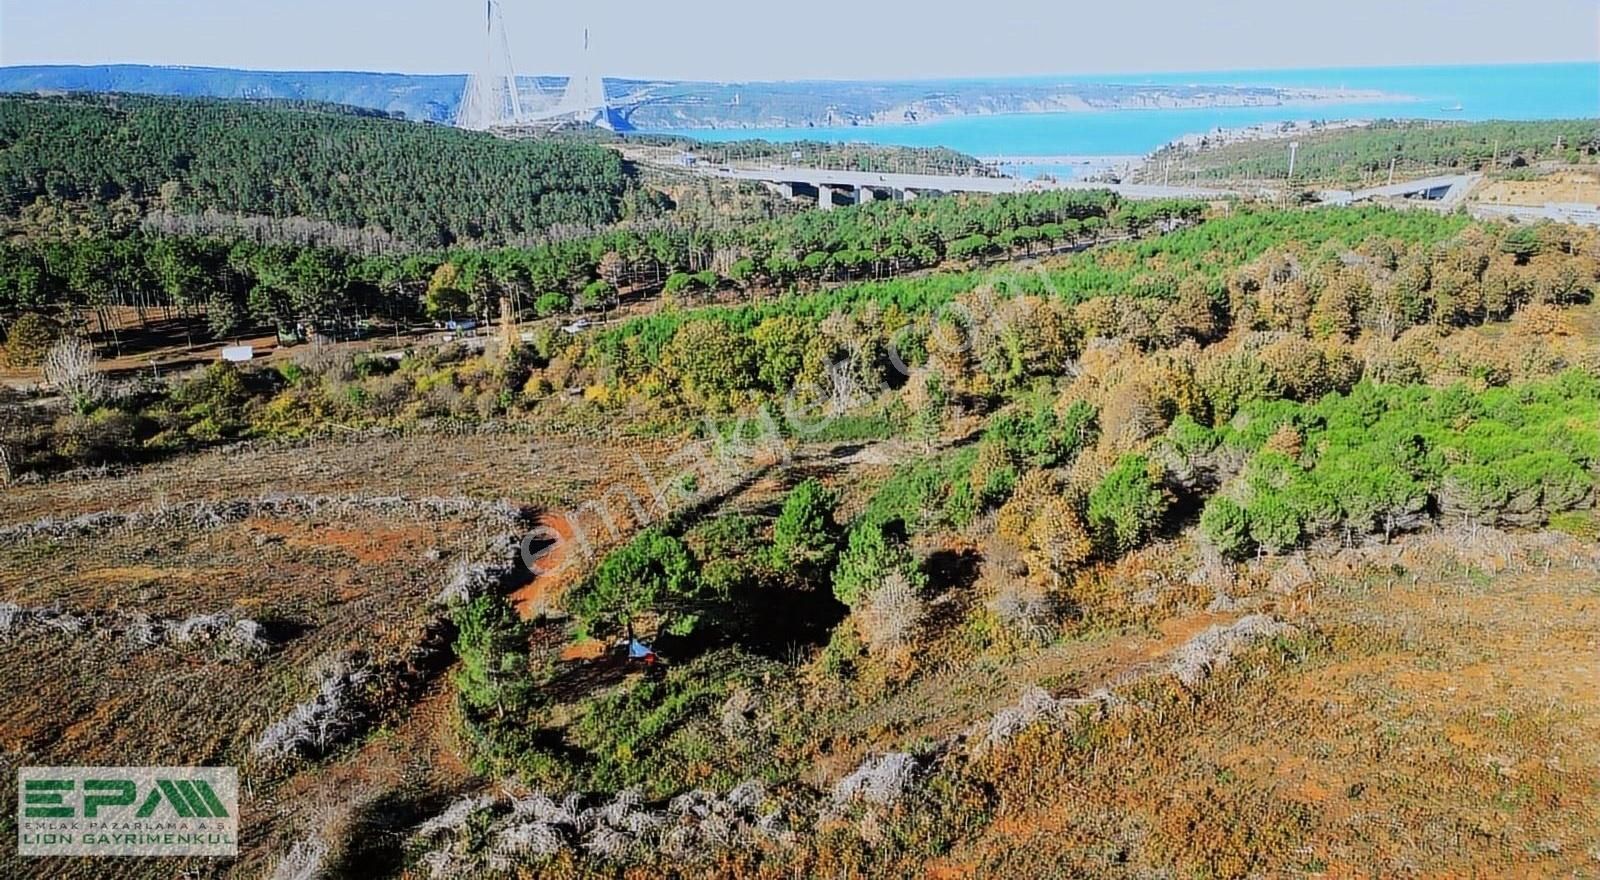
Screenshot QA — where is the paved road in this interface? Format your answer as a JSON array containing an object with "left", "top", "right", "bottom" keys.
[
  {"left": 1470, "top": 201, "right": 1600, "bottom": 227},
  {"left": 701, "top": 164, "right": 1234, "bottom": 200}
]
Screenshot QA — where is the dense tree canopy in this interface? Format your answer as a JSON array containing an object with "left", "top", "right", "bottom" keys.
[
  {"left": 1143, "top": 118, "right": 1600, "bottom": 186},
  {"left": 571, "top": 206, "right": 1597, "bottom": 410},
  {"left": 1190, "top": 372, "right": 1600, "bottom": 554},
  {"left": 0, "top": 187, "right": 1191, "bottom": 338},
  {"left": 0, "top": 94, "right": 630, "bottom": 246}
]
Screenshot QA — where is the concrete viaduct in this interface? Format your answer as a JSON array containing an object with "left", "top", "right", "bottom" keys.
[{"left": 700, "top": 165, "right": 1233, "bottom": 209}]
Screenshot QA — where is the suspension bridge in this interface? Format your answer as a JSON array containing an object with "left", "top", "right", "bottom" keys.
[
  {"left": 449, "top": 4, "right": 1233, "bottom": 204},
  {"left": 455, "top": 0, "right": 614, "bottom": 131}
]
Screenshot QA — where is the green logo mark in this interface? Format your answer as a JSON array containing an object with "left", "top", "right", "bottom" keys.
[
  {"left": 23, "top": 778, "right": 228, "bottom": 819},
  {"left": 22, "top": 780, "right": 73, "bottom": 818}
]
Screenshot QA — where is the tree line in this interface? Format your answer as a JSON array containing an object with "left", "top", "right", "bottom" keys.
[
  {"left": 1144, "top": 118, "right": 1600, "bottom": 186},
  {"left": 626, "top": 134, "right": 992, "bottom": 176},
  {"left": 0, "top": 188, "right": 1205, "bottom": 351}
]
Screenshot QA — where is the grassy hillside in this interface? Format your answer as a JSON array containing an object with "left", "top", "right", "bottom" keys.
[{"left": 0, "top": 93, "right": 630, "bottom": 247}]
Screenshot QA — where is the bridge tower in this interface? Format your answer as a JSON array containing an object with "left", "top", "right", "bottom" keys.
[
  {"left": 535, "top": 28, "right": 614, "bottom": 129},
  {"left": 456, "top": 0, "right": 525, "bottom": 130}
]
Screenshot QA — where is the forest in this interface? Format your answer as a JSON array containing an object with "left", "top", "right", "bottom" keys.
[
  {"left": 0, "top": 93, "right": 631, "bottom": 247},
  {"left": 1141, "top": 118, "right": 1600, "bottom": 185},
  {"left": 7, "top": 204, "right": 1594, "bottom": 483},
  {"left": 0, "top": 187, "right": 1201, "bottom": 348},
  {"left": 568, "top": 205, "right": 1571, "bottom": 406}
]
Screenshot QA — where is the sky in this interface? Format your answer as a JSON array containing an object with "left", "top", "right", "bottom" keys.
[{"left": 1, "top": 0, "right": 1597, "bottom": 81}]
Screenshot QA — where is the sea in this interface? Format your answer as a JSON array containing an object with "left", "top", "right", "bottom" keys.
[{"left": 649, "top": 63, "right": 1600, "bottom": 179}]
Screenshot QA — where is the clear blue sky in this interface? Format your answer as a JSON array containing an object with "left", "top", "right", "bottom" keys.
[{"left": 2, "top": 0, "right": 1596, "bottom": 81}]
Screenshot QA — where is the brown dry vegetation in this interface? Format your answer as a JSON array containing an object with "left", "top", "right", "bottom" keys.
[
  {"left": 1477, "top": 171, "right": 1600, "bottom": 207},
  {"left": 0, "top": 428, "right": 685, "bottom": 880},
  {"left": 4, "top": 404, "right": 1599, "bottom": 880},
  {"left": 945, "top": 534, "right": 1600, "bottom": 878}
]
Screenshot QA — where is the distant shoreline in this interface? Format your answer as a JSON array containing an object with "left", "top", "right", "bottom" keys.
[{"left": 648, "top": 88, "right": 1408, "bottom": 131}]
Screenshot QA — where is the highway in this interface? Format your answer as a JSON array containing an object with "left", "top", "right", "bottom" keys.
[
  {"left": 1470, "top": 201, "right": 1600, "bottom": 227},
  {"left": 698, "top": 164, "right": 1234, "bottom": 201}
]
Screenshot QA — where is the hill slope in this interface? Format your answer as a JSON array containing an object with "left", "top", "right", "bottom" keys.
[
  {"left": 0, "top": 64, "right": 469, "bottom": 123},
  {"left": 1138, "top": 118, "right": 1600, "bottom": 186},
  {"left": 0, "top": 93, "right": 630, "bottom": 247}
]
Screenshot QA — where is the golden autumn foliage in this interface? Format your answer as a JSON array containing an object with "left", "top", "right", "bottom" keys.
[{"left": 1025, "top": 497, "right": 1093, "bottom": 585}]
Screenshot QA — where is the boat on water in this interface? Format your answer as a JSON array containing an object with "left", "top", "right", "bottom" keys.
[{"left": 1441, "top": 103, "right": 1465, "bottom": 112}]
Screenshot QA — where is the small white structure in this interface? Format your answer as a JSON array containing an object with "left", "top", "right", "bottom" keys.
[{"left": 221, "top": 346, "right": 255, "bottom": 363}]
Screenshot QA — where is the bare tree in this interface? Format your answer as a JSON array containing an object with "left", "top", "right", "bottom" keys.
[
  {"left": 0, "top": 443, "right": 12, "bottom": 485},
  {"left": 855, "top": 571, "right": 925, "bottom": 657},
  {"left": 43, "top": 338, "right": 108, "bottom": 413}
]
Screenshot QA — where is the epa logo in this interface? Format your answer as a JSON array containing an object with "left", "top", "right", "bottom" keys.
[
  {"left": 23, "top": 777, "right": 230, "bottom": 819},
  {"left": 16, "top": 766, "right": 238, "bottom": 857}
]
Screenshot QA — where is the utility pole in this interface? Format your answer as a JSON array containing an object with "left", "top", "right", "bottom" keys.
[
  {"left": 1287, "top": 141, "right": 1300, "bottom": 183},
  {"left": 1491, "top": 139, "right": 1500, "bottom": 172},
  {"left": 1387, "top": 156, "right": 1396, "bottom": 186}
]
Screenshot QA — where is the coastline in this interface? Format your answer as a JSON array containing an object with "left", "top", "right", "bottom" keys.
[{"left": 641, "top": 88, "right": 1409, "bottom": 132}]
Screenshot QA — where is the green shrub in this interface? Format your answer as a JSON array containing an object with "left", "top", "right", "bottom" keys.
[
  {"left": 1200, "top": 496, "right": 1253, "bottom": 559},
  {"left": 452, "top": 596, "right": 537, "bottom": 721},
  {"left": 860, "top": 448, "right": 978, "bottom": 534},
  {"left": 563, "top": 651, "right": 785, "bottom": 796},
  {"left": 1247, "top": 492, "right": 1303, "bottom": 555},
  {"left": 820, "top": 620, "right": 865, "bottom": 680},
  {"left": 770, "top": 478, "right": 840, "bottom": 575},
  {"left": 566, "top": 528, "right": 700, "bottom": 636},
  {"left": 833, "top": 521, "right": 923, "bottom": 608},
  {"left": 984, "top": 399, "right": 1098, "bottom": 470},
  {"left": 534, "top": 291, "right": 571, "bottom": 317},
  {"left": 944, "top": 481, "right": 980, "bottom": 530},
  {"left": 685, "top": 514, "right": 762, "bottom": 564},
  {"left": 1087, "top": 455, "right": 1170, "bottom": 556}
]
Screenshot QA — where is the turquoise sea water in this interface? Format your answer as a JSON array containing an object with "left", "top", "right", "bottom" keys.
[{"left": 650, "top": 63, "right": 1599, "bottom": 172}]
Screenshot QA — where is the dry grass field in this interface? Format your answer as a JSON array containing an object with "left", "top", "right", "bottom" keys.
[
  {"left": 0, "top": 428, "right": 688, "bottom": 879},
  {"left": 3, "top": 418, "right": 1598, "bottom": 879},
  {"left": 939, "top": 532, "right": 1600, "bottom": 878}
]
